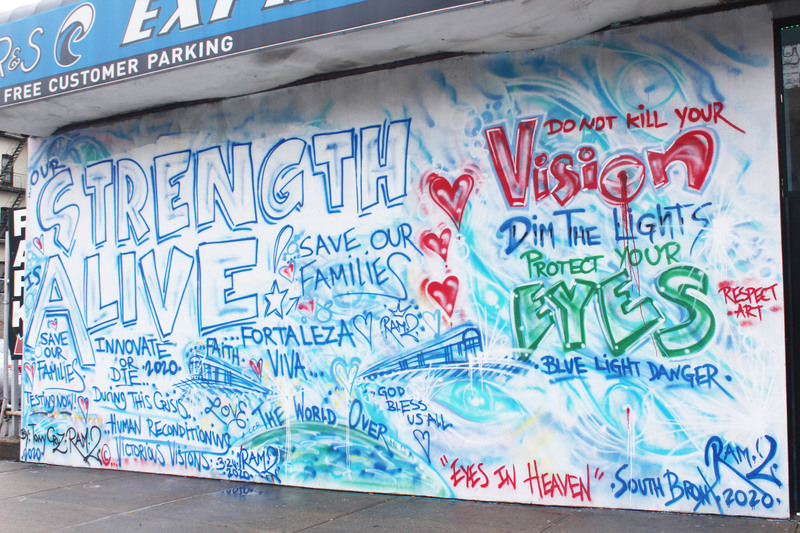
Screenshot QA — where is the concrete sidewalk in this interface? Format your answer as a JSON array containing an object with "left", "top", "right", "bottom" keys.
[{"left": 0, "top": 459, "right": 798, "bottom": 533}]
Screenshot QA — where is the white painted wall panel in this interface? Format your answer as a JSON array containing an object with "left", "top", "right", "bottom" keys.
[{"left": 21, "top": 5, "right": 787, "bottom": 517}]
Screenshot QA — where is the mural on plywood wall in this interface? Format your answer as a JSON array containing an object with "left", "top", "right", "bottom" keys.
[{"left": 20, "top": 5, "right": 788, "bottom": 518}]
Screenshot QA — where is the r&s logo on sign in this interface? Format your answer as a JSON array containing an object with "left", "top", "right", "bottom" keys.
[{"left": 55, "top": 3, "right": 95, "bottom": 67}]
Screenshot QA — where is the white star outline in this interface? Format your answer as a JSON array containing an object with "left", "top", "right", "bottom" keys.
[{"left": 264, "top": 281, "right": 288, "bottom": 318}]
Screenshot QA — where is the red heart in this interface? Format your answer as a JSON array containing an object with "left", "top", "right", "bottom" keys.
[
  {"left": 425, "top": 275, "right": 459, "bottom": 318},
  {"left": 298, "top": 299, "right": 315, "bottom": 315},
  {"left": 249, "top": 359, "right": 262, "bottom": 378},
  {"left": 279, "top": 262, "right": 294, "bottom": 281},
  {"left": 78, "top": 396, "right": 89, "bottom": 416},
  {"left": 420, "top": 229, "right": 452, "bottom": 262},
  {"left": 33, "top": 236, "right": 43, "bottom": 250},
  {"left": 49, "top": 318, "right": 58, "bottom": 329},
  {"left": 428, "top": 173, "right": 474, "bottom": 230},
  {"left": 24, "top": 362, "right": 35, "bottom": 382}
]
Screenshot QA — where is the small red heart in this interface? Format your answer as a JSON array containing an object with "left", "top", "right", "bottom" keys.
[
  {"left": 249, "top": 359, "right": 262, "bottom": 378},
  {"left": 425, "top": 275, "right": 460, "bottom": 318},
  {"left": 24, "top": 362, "right": 35, "bottom": 382},
  {"left": 420, "top": 229, "right": 452, "bottom": 262},
  {"left": 298, "top": 299, "right": 315, "bottom": 315},
  {"left": 78, "top": 396, "right": 89, "bottom": 416},
  {"left": 49, "top": 318, "right": 58, "bottom": 329},
  {"left": 428, "top": 172, "right": 475, "bottom": 230},
  {"left": 279, "top": 262, "right": 294, "bottom": 281},
  {"left": 33, "top": 236, "right": 43, "bottom": 250}
]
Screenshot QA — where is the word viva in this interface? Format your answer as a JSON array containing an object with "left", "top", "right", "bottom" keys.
[{"left": 484, "top": 116, "right": 716, "bottom": 207}]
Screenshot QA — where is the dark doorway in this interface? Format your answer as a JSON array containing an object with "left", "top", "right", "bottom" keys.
[{"left": 777, "top": 16, "right": 800, "bottom": 516}]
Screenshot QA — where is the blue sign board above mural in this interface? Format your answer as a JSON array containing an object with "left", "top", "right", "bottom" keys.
[{"left": 0, "top": 0, "right": 481, "bottom": 107}]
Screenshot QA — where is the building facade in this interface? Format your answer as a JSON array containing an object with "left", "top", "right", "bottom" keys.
[
  {"left": 3, "top": 0, "right": 800, "bottom": 520},
  {"left": 0, "top": 131, "right": 27, "bottom": 269}
]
